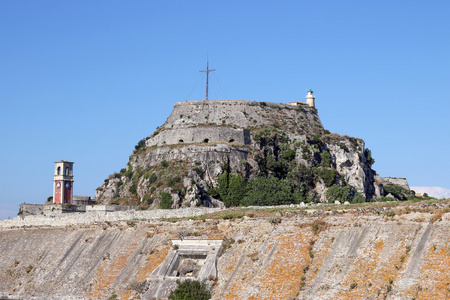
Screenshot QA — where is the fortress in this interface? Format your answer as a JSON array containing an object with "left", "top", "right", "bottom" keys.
[
  {"left": 3, "top": 89, "right": 447, "bottom": 300},
  {"left": 146, "top": 95, "right": 319, "bottom": 148}
]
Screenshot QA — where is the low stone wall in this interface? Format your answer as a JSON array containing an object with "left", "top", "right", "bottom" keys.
[
  {"left": 19, "top": 204, "right": 44, "bottom": 217},
  {"left": 85, "top": 205, "right": 137, "bottom": 212},
  {"left": 380, "top": 177, "right": 410, "bottom": 190},
  {"left": 0, "top": 207, "right": 224, "bottom": 228}
]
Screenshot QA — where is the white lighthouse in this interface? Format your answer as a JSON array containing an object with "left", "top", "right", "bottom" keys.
[{"left": 306, "top": 89, "right": 315, "bottom": 108}]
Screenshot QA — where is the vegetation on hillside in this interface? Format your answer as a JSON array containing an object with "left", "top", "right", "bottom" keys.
[
  {"left": 168, "top": 279, "right": 211, "bottom": 300},
  {"left": 97, "top": 126, "right": 393, "bottom": 208}
]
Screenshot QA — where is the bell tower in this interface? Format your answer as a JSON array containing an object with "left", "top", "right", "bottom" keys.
[{"left": 53, "top": 160, "right": 74, "bottom": 204}]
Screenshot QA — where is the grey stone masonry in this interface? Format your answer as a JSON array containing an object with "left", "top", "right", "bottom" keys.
[
  {"left": 1, "top": 206, "right": 224, "bottom": 228},
  {"left": 146, "top": 100, "right": 323, "bottom": 148}
]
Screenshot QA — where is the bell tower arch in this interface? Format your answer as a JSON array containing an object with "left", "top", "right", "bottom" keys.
[{"left": 53, "top": 160, "right": 74, "bottom": 204}]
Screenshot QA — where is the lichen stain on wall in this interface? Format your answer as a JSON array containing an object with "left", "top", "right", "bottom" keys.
[
  {"left": 404, "top": 247, "right": 450, "bottom": 299},
  {"left": 87, "top": 242, "right": 140, "bottom": 299},
  {"left": 218, "top": 224, "right": 314, "bottom": 300},
  {"left": 135, "top": 245, "right": 170, "bottom": 282}
]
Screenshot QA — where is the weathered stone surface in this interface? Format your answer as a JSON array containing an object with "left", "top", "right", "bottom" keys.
[
  {"left": 380, "top": 177, "right": 411, "bottom": 190},
  {"left": 1, "top": 205, "right": 450, "bottom": 300}
]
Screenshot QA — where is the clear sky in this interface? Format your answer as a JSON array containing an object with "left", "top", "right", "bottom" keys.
[{"left": 1, "top": 1, "right": 449, "bottom": 219}]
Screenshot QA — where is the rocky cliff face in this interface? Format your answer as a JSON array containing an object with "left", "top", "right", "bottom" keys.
[
  {"left": 1, "top": 201, "right": 449, "bottom": 300},
  {"left": 95, "top": 100, "right": 392, "bottom": 208}
]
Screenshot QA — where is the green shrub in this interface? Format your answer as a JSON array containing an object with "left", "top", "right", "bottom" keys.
[
  {"left": 352, "top": 192, "right": 366, "bottom": 203},
  {"left": 129, "top": 176, "right": 138, "bottom": 194},
  {"left": 148, "top": 174, "right": 157, "bottom": 184},
  {"left": 129, "top": 182, "right": 137, "bottom": 194},
  {"left": 364, "top": 148, "right": 375, "bottom": 167},
  {"left": 193, "top": 167, "right": 203, "bottom": 177},
  {"left": 216, "top": 171, "right": 248, "bottom": 207},
  {"left": 337, "top": 142, "right": 348, "bottom": 152},
  {"left": 281, "top": 149, "right": 296, "bottom": 161},
  {"left": 242, "top": 177, "right": 293, "bottom": 206},
  {"left": 161, "top": 160, "right": 169, "bottom": 168},
  {"left": 160, "top": 192, "right": 173, "bottom": 209},
  {"left": 384, "top": 184, "right": 408, "bottom": 200},
  {"left": 378, "top": 196, "right": 392, "bottom": 202},
  {"left": 168, "top": 176, "right": 181, "bottom": 186},
  {"left": 124, "top": 166, "right": 133, "bottom": 179},
  {"left": 320, "top": 151, "right": 332, "bottom": 167},
  {"left": 326, "top": 185, "right": 352, "bottom": 203},
  {"left": 144, "top": 196, "right": 154, "bottom": 205},
  {"left": 134, "top": 138, "right": 147, "bottom": 154},
  {"left": 349, "top": 138, "right": 358, "bottom": 149},
  {"left": 168, "top": 279, "right": 211, "bottom": 300},
  {"left": 315, "top": 167, "right": 337, "bottom": 187}
]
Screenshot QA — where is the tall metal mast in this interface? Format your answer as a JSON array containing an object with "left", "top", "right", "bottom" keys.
[{"left": 199, "top": 61, "right": 215, "bottom": 100}]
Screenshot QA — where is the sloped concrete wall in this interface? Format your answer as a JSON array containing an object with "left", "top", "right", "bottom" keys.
[{"left": 1, "top": 207, "right": 450, "bottom": 299}]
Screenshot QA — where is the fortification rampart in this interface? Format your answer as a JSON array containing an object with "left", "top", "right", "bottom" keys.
[
  {"left": 146, "top": 127, "right": 251, "bottom": 147},
  {"left": 155, "top": 100, "right": 323, "bottom": 136}
]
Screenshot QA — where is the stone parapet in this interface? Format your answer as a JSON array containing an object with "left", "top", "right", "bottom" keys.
[{"left": 0, "top": 207, "right": 223, "bottom": 228}]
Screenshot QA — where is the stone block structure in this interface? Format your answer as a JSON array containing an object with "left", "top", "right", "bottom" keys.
[{"left": 143, "top": 237, "right": 225, "bottom": 299}]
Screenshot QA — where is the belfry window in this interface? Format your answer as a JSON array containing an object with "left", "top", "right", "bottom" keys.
[
  {"left": 65, "top": 167, "right": 69, "bottom": 176},
  {"left": 57, "top": 167, "right": 61, "bottom": 175}
]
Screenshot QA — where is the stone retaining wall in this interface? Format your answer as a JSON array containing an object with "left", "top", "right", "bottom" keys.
[
  {"left": 0, "top": 207, "right": 224, "bottom": 228},
  {"left": 146, "top": 127, "right": 251, "bottom": 147}
]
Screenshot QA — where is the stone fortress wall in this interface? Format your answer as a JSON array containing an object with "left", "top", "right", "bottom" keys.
[
  {"left": 146, "top": 127, "right": 251, "bottom": 147},
  {"left": 146, "top": 100, "right": 323, "bottom": 148}
]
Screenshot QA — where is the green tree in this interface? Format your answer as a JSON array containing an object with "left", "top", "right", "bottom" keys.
[
  {"left": 314, "top": 167, "right": 337, "bottom": 187},
  {"left": 159, "top": 192, "right": 173, "bottom": 209},
  {"left": 326, "top": 185, "right": 352, "bottom": 203},
  {"left": 242, "top": 177, "right": 293, "bottom": 206},
  {"left": 364, "top": 148, "right": 375, "bottom": 167},
  {"left": 352, "top": 192, "right": 366, "bottom": 203},
  {"left": 320, "top": 150, "right": 332, "bottom": 167},
  {"left": 133, "top": 138, "right": 147, "bottom": 154},
  {"left": 215, "top": 171, "right": 247, "bottom": 207},
  {"left": 168, "top": 279, "right": 211, "bottom": 300}
]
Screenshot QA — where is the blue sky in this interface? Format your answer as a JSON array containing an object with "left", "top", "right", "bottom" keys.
[{"left": 1, "top": 1, "right": 449, "bottom": 219}]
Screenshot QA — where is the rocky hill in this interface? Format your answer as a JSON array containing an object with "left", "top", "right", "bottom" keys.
[
  {"left": 1, "top": 200, "right": 449, "bottom": 299},
  {"left": 95, "top": 100, "right": 401, "bottom": 209}
]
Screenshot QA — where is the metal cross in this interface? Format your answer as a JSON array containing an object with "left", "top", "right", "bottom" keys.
[{"left": 199, "top": 61, "right": 215, "bottom": 100}]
